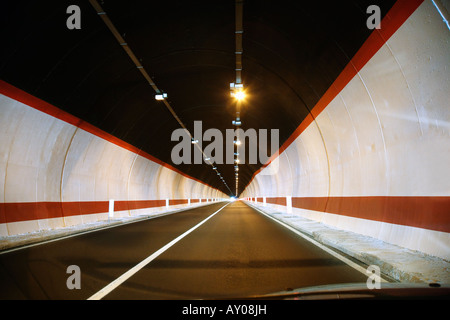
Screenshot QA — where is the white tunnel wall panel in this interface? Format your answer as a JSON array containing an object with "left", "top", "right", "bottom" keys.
[
  {"left": 0, "top": 91, "right": 225, "bottom": 237},
  {"left": 243, "top": 0, "right": 450, "bottom": 259},
  {"left": 295, "top": 126, "right": 330, "bottom": 197},
  {"left": 334, "top": 74, "right": 390, "bottom": 196},
  {"left": 2, "top": 101, "right": 72, "bottom": 203},
  {"left": 323, "top": 99, "right": 359, "bottom": 196},
  {"left": 157, "top": 168, "right": 174, "bottom": 200},
  {"left": 127, "top": 155, "right": 158, "bottom": 201}
]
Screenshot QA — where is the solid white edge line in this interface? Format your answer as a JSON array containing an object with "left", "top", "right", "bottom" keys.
[
  {"left": 87, "top": 202, "right": 230, "bottom": 300},
  {"left": 249, "top": 204, "right": 388, "bottom": 283}
]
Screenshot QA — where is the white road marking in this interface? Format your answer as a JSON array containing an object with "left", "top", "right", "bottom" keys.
[
  {"left": 250, "top": 204, "right": 388, "bottom": 282},
  {"left": 87, "top": 202, "right": 230, "bottom": 300}
]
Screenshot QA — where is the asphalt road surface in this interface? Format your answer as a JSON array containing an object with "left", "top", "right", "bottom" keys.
[{"left": 0, "top": 201, "right": 369, "bottom": 299}]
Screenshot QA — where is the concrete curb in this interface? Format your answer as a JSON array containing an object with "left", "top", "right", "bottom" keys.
[{"left": 245, "top": 201, "right": 450, "bottom": 284}]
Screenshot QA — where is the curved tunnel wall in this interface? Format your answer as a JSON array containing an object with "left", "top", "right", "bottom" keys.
[
  {"left": 242, "top": 0, "right": 450, "bottom": 260},
  {"left": 0, "top": 82, "right": 226, "bottom": 237}
]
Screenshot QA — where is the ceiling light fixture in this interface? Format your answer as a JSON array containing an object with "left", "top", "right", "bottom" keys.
[
  {"left": 234, "top": 90, "right": 246, "bottom": 101},
  {"left": 155, "top": 92, "right": 168, "bottom": 100}
]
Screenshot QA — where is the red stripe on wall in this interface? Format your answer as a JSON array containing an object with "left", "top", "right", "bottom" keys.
[
  {"left": 266, "top": 197, "right": 286, "bottom": 206},
  {"left": 281, "top": 196, "right": 449, "bottom": 233},
  {"left": 244, "top": 0, "right": 425, "bottom": 191},
  {"left": 0, "top": 201, "right": 110, "bottom": 223},
  {"left": 63, "top": 201, "right": 109, "bottom": 217},
  {"left": 0, "top": 200, "right": 185, "bottom": 224},
  {"left": 292, "top": 197, "right": 328, "bottom": 212},
  {"left": 0, "top": 202, "right": 61, "bottom": 222},
  {"left": 169, "top": 199, "right": 189, "bottom": 206},
  {"left": 114, "top": 200, "right": 166, "bottom": 211}
]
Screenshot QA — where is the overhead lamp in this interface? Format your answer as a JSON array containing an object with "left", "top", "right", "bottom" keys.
[
  {"left": 155, "top": 92, "right": 168, "bottom": 100},
  {"left": 230, "top": 83, "right": 245, "bottom": 101},
  {"left": 234, "top": 90, "right": 246, "bottom": 101}
]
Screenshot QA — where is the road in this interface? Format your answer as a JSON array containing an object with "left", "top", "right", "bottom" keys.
[{"left": 0, "top": 201, "right": 369, "bottom": 299}]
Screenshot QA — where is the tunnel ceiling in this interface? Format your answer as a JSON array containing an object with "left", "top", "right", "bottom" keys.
[{"left": 1, "top": 0, "right": 396, "bottom": 196}]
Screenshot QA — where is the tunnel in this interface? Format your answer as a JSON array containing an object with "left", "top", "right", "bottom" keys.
[{"left": 0, "top": 0, "right": 449, "bottom": 302}]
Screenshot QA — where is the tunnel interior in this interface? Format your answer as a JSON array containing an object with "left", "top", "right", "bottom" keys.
[
  {"left": 0, "top": 0, "right": 399, "bottom": 196},
  {"left": 0, "top": 0, "right": 449, "bottom": 290}
]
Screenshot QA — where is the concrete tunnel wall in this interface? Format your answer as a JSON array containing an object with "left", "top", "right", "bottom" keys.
[
  {"left": 241, "top": 0, "right": 450, "bottom": 260},
  {"left": 0, "top": 82, "right": 226, "bottom": 237}
]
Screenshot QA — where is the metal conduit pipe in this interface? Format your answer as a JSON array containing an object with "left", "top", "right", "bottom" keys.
[{"left": 89, "top": 0, "right": 233, "bottom": 194}]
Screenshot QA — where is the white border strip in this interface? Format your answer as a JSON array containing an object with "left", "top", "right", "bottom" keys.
[
  {"left": 250, "top": 203, "right": 388, "bottom": 283},
  {"left": 87, "top": 202, "right": 230, "bottom": 300}
]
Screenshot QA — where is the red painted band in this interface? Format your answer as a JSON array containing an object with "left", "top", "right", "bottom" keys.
[
  {"left": 256, "top": 196, "right": 450, "bottom": 233},
  {"left": 266, "top": 197, "right": 286, "bottom": 206},
  {"left": 169, "top": 199, "right": 189, "bottom": 206},
  {"left": 114, "top": 200, "right": 166, "bottom": 211},
  {"left": 0, "top": 199, "right": 206, "bottom": 224},
  {"left": 0, "top": 202, "right": 108, "bottom": 223}
]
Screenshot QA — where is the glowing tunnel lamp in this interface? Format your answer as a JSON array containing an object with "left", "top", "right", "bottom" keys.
[
  {"left": 230, "top": 83, "right": 245, "bottom": 101},
  {"left": 234, "top": 90, "right": 246, "bottom": 101},
  {"left": 155, "top": 92, "right": 168, "bottom": 100}
]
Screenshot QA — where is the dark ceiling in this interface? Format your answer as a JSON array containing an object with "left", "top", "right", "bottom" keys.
[{"left": 0, "top": 0, "right": 396, "bottom": 196}]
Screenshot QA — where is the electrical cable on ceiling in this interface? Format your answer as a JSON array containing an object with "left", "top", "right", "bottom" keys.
[
  {"left": 233, "top": 0, "right": 244, "bottom": 196},
  {"left": 89, "top": 0, "right": 232, "bottom": 195}
]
